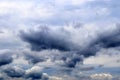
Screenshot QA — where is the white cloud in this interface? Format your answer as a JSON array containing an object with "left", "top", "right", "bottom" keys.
[
  {"left": 26, "top": 66, "right": 43, "bottom": 74},
  {"left": 0, "top": 1, "right": 54, "bottom": 19},
  {"left": 50, "top": 76, "right": 63, "bottom": 80},
  {"left": 90, "top": 73, "right": 113, "bottom": 80},
  {"left": 84, "top": 47, "right": 120, "bottom": 67},
  {"left": 12, "top": 56, "right": 28, "bottom": 65}
]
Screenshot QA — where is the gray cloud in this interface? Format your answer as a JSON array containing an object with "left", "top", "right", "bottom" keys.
[
  {"left": 25, "top": 66, "right": 49, "bottom": 80},
  {"left": 20, "top": 27, "right": 73, "bottom": 51},
  {"left": 93, "top": 24, "right": 120, "bottom": 48},
  {"left": 0, "top": 51, "right": 13, "bottom": 66},
  {"left": 3, "top": 66, "right": 25, "bottom": 78},
  {"left": 0, "top": 24, "right": 119, "bottom": 79},
  {"left": 0, "top": 0, "right": 120, "bottom": 80},
  {"left": 20, "top": 24, "right": 120, "bottom": 68},
  {"left": 24, "top": 52, "right": 46, "bottom": 64},
  {"left": 0, "top": 65, "right": 50, "bottom": 80},
  {"left": 0, "top": 74, "right": 4, "bottom": 80}
]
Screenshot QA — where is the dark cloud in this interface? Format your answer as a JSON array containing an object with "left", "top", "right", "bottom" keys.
[
  {"left": 3, "top": 66, "right": 25, "bottom": 78},
  {"left": 96, "top": 33, "right": 120, "bottom": 48},
  {"left": 0, "top": 52, "right": 13, "bottom": 66},
  {"left": 63, "top": 54, "right": 83, "bottom": 68},
  {"left": 20, "top": 27, "right": 73, "bottom": 51},
  {"left": 26, "top": 71, "right": 42, "bottom": 79},
  {"left": 0, "top": 78, "right": 4, "bottom": 80},
  {"left": 24, "top": 52, "right": 45, "bottom": 64},
  {"left": 19, "top": 25, "right": 94, "bottom": 68},
  {"left": 20, "top": 24, "right": 120, "bottom": 68},
  {"left": 0, "top": 75, "right": 4, "bottom": 80},
  {"left": 93, "top": 25, "right": 120, "bottom": 48}
]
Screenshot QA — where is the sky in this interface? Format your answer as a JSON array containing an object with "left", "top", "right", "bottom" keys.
[{"left": 0, "top": 0, "right": 120, "bottom": 80}]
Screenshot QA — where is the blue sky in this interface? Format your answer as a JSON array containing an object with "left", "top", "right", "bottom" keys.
[{"left": 0, "top": 0, "right": 120, "bottom": 80}]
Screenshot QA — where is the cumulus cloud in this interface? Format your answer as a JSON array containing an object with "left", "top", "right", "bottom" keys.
[
  {"left": 20, "top": 23, "right": 120, "bottom": 68},
  {"left": 22, "top": 49, "right": 63, "bottom": 66},
  {"left": 3, "top": 66, "right": 25, "bottom": 78},
  {"left": 90, "top": 73, "right": 113, "bottom": 80},
  {"left": 0, "top": 65, "right": 50, "bottom": 80},
  {"left": 20, "top": 26, "right": 73, "bottom": 51},
  {"left": 93, "top": 27, "right": 120, "bottom": 48},
  {"left": 0, "top": 50, "right": 13, "bottom": 66},
  {"left": 24, "top": 51, "right": 45, "bottom": 64},
  {"left": 25, "top": 66, "right": 49, "bottom": 80},
  {"left": 0, "top": 0, "right": 120, "bottom": 80}
]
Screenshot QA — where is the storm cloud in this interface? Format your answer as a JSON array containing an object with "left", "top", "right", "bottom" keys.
[
  {"left": 20, "top": 26, "right": 73, "bottom": 51},
  {"left": 20, "top": 24, "right": 120, "bottom": 68},
  {"left": 0, "top": 51, "right": 13, "bottom": 66}
]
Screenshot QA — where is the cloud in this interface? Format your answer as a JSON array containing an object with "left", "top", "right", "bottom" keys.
[
  {"left": 62, "top": 54, "right": 83, "bottom": 68},
  {"left": 24, "top": 52, "right": 45, "bottom": 64},
  {"left": 90, "top": 73, "right": 113, "bottom": 80},
  {"left": 20, "top": 26, "right": 73, "bottom": 51},
  {"left": 20, "top": 26, "right": 85, "bottom": 68},
  {"left": 0, "top": 28, "right": 24, "bottom": 50},
  {"left": 25, "top": 66, "right": 49, "bottom": 80},
  {"left": 0, "top": 0, "right": 114, "bottom": 29},
  {"left": 49, "top": 76, "right": 63, "bottom": 80},
  {"left": 0, "top": 50, "right": 13, "bottom": 66},
  {"left": 93, "top": 26, "right": 120, "bottom": 48},
  {"left": 22, "top": 49, "right": 63, "bottom": 66},
  {"left": 0, "top": 65, "right": 50, "bottom": 80},
  {"left": 0, "top": 74, "right": 4, "bottom": 80},
  {"left": 0, "top": 0, "right": 120, "bottom": 79},
  {"left": 20, "top": 23, "right": 120, "bottom": 68},
  {"left": 3, "top": 66, "right": 25, "bottom": 78},
  {"left": 42, "top": 73, "right": 49, "bottom": 80},
  {"left": 84, "top": 47, "right": 120, "bottom": 67}
]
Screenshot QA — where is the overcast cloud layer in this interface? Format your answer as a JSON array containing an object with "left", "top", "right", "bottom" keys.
[{"left": 0, "top": 0, "right": 120, "bottom": 80}]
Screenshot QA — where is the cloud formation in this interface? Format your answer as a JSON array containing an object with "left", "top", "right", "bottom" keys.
[
  {"left": 20, "top": 23, "right": 120, "bottom": 68},
  {"left": 0, "top": 0, "right": 120, "bottom": 80},
  {"left": 24, "top": 52, "right": 45, "bottom": 64},
  {"left": 0, "top": 50, "right": 13, "bottom": 66},
  {"left": 3, "top": 66, "right": 25, "bottom": 78},
  {"left": 25, "top": 66, "right": 49, "bottom": 80}
]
